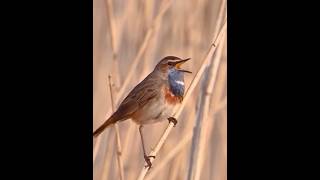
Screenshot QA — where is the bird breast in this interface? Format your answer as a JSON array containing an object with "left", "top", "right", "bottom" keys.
[
  {"left": 164, "top": 86, "right": 183, "bottom": 104},
  {"left": 131, "top": 85, "right": 180, "bottom": 125}
]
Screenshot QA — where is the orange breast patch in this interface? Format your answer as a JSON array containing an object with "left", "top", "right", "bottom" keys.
[{"left": 163, "top": 87, "right": 182, "bottom": 105}]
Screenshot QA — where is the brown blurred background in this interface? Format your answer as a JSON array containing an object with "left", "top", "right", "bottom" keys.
[{"left": 93, "top": 0, "right": 226, "bottom": 179}]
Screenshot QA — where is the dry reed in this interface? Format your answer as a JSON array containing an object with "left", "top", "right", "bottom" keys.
[
  {"left": 108, "top": 75, "right": 124, "bottom": 180},
  {"left": 188, "top": 1, "right": 226, "bottom": 179},
  {"left": 93, "top": 0, "right": 227, "bottom": 180},
  {"left": 188, "top": 34, "right": 226, "bottom": 180}
]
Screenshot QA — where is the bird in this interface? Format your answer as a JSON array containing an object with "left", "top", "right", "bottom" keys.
[{"left": 93, "top": 56, "right": 191, "bottom": 168}]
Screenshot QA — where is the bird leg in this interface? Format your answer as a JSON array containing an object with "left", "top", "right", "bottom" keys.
[
  {"left": 139, "top": 125, "right": 155, "bottom": 168},
  {"left": 167, "top": 117, "right": 178, "bottom": 126}
]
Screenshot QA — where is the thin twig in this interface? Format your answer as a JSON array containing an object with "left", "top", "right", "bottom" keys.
[
  {"left": 212, "top": 0, "right": 227, "bottom": 42},
  {"left": 105, "top": 0, "right": 121, "bottom": 88},
  {"left": 108, "top": 75, "right": 125, "bottom": 180},
  {"left": 137, "top": 20, "right": 227, "bottom": 180},
  {"left": 93, "top": 104, "right": 113, "bottom": 164},
  {"left": 93, "top": 0, "right": 120, "bottom": 165},
  {"left": 101, "top": 131, "right": 115, "bottom": 180},
  {"left": 121, "top": 121, "right": 135, "bottom": 151}
]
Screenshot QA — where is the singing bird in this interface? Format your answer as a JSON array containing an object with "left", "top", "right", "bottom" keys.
[{"left": 93, "top": 56, "right": 191, "bottom": 167}]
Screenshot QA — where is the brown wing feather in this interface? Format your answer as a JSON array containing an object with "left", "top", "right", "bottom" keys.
[
  {"left": 93, "top": 72, "right": 163, "bottom": 137},
  {"left": 111, "top": 72, "right": 162, "bottom": 121}
]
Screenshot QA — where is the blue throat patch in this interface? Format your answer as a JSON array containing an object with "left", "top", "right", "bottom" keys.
[{"left": 168, "top": 68, "right": 185, "bottom": 97}]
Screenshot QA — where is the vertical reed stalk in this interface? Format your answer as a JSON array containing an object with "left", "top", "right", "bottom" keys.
[
  {"left": 193, "top": 35, "right": 226, "bottom": 180},
  {"left": 100, "top": 132, "right": 115, "bottom": 180},
  {"left": 93, "top": 0, "right": 120, "bottom": 165},
  {"left": 108, "top": 75, "right": 124, "bottom": 180},
  {"left": 105, "top": 0, "right": 121, "bottom": 87},
  {"left": 189, "top": 2, "right": 227, "bottom": 179}
]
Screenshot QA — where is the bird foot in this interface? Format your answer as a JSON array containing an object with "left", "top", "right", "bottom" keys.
[
  {"left": 144, "top": 155, "right": 155, "bottom": 168},
  {"left": 168, "top": 117, "right": 178, "bottom": 126}
]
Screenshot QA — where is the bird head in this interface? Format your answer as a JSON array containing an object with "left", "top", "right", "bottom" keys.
[{"left": 155, "top": 56, "right": 192, "bottom": 74}]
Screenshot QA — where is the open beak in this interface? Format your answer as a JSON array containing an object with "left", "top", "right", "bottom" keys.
[{"left": 175, "top": 58, "right": 192, "bottom": 73}]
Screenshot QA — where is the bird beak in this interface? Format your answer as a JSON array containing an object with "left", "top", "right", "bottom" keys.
[{"left": 175, "top": 58, "right": 192, "bottom": 73}]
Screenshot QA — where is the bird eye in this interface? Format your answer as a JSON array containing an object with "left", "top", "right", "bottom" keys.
[{"left": 167, "top": 62, "right": 174, "bottom": 66}]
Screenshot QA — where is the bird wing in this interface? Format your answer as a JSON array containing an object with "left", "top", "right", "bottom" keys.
[{"left": 113, "top": 73, "right": 161, "bottom": 121}]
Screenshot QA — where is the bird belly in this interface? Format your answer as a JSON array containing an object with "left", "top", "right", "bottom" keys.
[{"left": 131, "top": 93, "right": 178, "bottom": 125}]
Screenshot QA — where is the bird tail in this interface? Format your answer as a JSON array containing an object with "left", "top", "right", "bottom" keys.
[{"left": 93, "top": 114, "right": 118, "bottom": 138}]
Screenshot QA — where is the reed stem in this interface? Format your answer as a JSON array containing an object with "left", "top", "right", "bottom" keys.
[{"left": 108, "top": 75, "right": 125, "bottom": 180}]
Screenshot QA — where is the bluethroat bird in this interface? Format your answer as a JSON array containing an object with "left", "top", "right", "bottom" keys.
[{"left": 93, "top": 56, "right": 191, "bottom": 168}]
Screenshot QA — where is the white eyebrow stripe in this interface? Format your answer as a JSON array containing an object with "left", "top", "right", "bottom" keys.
[{"left": 175, "top": 80, "right": 184, "bottom": 85}]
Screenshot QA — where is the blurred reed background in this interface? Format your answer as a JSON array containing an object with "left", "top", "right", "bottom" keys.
[{"left": 93, "top": 0, "right": 227, "bottom": 180}]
